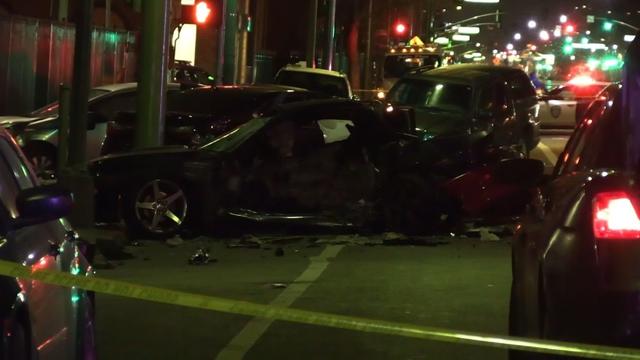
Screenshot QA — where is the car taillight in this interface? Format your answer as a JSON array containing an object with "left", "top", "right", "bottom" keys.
[{"left": 593, "top": 192, "right": 640, "bottom": 239}]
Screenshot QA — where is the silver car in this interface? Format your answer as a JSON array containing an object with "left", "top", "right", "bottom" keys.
[
  {"left": 0, "top": 128, "right": 95, "bottom": 359},
  {"left": 1, "top": 83, "right": 179, "bottom": 179}
]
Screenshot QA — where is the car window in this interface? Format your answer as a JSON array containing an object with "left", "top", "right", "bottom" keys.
[
  {"left": 89, "top": 92, "right": 137, "bottom": 122},
  {"left": 275, "top": 71, "right": 349, "bottom": 98},
  {"left": 555, "top": 100, "right": 610, "bottom": 175},
  {"left": 0, "top": 138, "right": 35, "bottom": 218},
  {"left": 575, "top": 95, "right": 625, "bottom": 171},
  {"left": 389, "top": 79, "right": 472, "bottom": 113},
  {"left": 508, "top": 73, "right": 536, "bottom": 100},
  {"left": 28, "top": 89, "right": 110, "bottom": 117}
]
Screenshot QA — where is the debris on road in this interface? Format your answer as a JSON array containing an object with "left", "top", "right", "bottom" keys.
[
  {"left": 479, "top": 229, "right": 501, "bottom": 242},
  {"left": 271, "top": 283, "right": 288, "bottom": 289},
  {"left": 188, "top": 248, "right": 214, "bottom": 265},
  {"left": 227, "top": 234, "right": 263, "bottom": 249},
  {"left": 166, "top": 235, "right": 184, "bottom": 248}
]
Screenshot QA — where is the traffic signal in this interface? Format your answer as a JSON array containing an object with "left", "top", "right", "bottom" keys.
[
  {"left": 195, "top": 1, "right": 212, "bottom": 24},
  {"left": 602, "top": 21, "right": 614, "bottom": 32},
  {"left": 181, "top": 1, "right": 214, "bottom": 25},
  {"left": 564, "top": 23, "right": 576, "bottom": 34},
  {"left": 394, "top": 22, "right": 408, "bottom": 36}
]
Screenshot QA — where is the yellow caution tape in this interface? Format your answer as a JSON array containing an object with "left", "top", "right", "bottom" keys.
[{"left": 1, "top": 259, "right": 639, "bottom": 359}]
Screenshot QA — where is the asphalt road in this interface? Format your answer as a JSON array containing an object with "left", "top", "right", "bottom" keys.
[
  {"left": 93, "top": 133, "right": 571, "bottom": 359},
  {"left": 94, "top": 236, "right": 512, "bottom": 360},
  {"left": 530, "top": 132, "right": 571, "bottom": 172}
]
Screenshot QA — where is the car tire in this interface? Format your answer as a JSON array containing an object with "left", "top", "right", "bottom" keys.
[
  {"left": 123, "top": 178, "right": 192, "bottom": 239},
  {"left": 381, "top": 174, "right": 458, "bottom": 235},
  {"left": 22, "top": 142, "right": 57, "bottom": 181}
]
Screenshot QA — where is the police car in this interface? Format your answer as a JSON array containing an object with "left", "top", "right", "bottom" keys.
[{"left": 538, "top": 76, "right": 610, "bottom": 129}]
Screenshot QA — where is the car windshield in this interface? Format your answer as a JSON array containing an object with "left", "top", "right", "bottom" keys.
[
  {"left": 27, "top": 89, "right": 110, "bottom": 117},
  {"left": 200, "top": 116, "right": 270, "bottom": 153},
  {"left": 389, "top": 78, "right": 472, "bottom": 112},
  {"left": 275, "top": 70, "right": 349, "bottom": 98},
  {"left": 384, "top": 54, "right": 442, "bottom": 78}
]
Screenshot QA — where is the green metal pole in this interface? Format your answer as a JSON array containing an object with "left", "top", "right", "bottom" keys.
[
  {"left": 68, "top": 0, "right": 93, "bottom": 169},
  {"left": 325, "top": 0, "right": 336, "bottom": 70},
  {"left": 57, "top": 85, "right": 70, "bottom": 174},
  {"left": 306, "top": 0, "right": 318, "bottom": 68},
  {"left": 135, "top": 0, "right": 171, "bottom": 148},
  {"left": 57, "top": 0, "right": 69, "bottom": 21},
  {"left": 223, "top": 0, "right": 239, "bottom": 84},
  {"left": 63, "top": 0, "right": 94, "bottom": 228}
]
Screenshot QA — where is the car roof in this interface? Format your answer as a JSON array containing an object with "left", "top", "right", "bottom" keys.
[
  {"left": 92, "top": 82, "right": 181, "bottom": 93},
  {"left": 184, "top": 84, "right": 310, "bottom": 95},
  {"left": 406, "top": 64, "right": 526, "bottom": 83},
  {"left": 279, "top": 65, "right": 347, "bottom": 78}
]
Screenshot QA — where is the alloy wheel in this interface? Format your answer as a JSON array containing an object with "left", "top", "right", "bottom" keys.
[{"left": 134, "top": 179, "right": 188, "bottom": 235}]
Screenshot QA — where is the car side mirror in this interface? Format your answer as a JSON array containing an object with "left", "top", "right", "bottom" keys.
[
  {"left": 493, "top": 158, "right": 545, "bottom": 187},
  {"left": 13, "top": 185, "right": 73, "bottom": 229},
  {"left": 87, "top": 112, "right": 106, "bottom": 130}
]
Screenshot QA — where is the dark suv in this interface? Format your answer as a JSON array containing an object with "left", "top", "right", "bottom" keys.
[{"left": 387, "top": 65, "right": 540, "bottom": 166}]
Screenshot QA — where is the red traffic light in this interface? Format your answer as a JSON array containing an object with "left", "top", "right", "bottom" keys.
[
  {"left": 195, "top": 1, "right": 212, "bottom": 24},
  {"left": 394, "top": 22, "right": 407, "bottom": 35},
  {"left": 564, "top": 24, "right": 576, "bottom": 34}
]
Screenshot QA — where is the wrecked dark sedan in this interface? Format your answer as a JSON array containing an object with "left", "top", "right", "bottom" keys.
[
  {"left": 386, "top": 64, "right": 540, "bottom": 173},
  {"left": 101, "top": 84, "right": 323, "bottom": 155},
  {"left": 90, "top": 99, "right": 536, "bottom": 238}
]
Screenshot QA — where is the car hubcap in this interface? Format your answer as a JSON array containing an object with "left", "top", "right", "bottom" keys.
[{"left": 135, "top": 179, "right": 188, "bottom": 234}]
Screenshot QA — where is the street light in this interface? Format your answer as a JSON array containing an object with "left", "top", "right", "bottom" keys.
[
  {"left": 506, "top": 43, "right": 514, "bottom": 50},
  {"left": 539, "top": 30, "right": 550, "bottom": 41},
  {"left": 560, "top": 15, "right": 568, "bottom": 23},
  {"left": 514, "top": 32, "right": 522, "bottom": 41},
  {"left": 527, "top": 20, "right": 537, "bottom": 29}
]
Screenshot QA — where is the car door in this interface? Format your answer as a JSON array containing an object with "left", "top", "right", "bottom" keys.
[
  {"left": 240, "top": 115, "right": 375, "bottom": 215},
  {"left": 512, "top": 99, "right": 611, "bottom": 337},
  {"left": 489, "top": 79, "right": 517, "bottom": 150},
  {"left": 507, "top": 72, "right": 538, "bottom": 145},
  {"left": 0, "top": 137, "right": 81, "bottom": 360}
]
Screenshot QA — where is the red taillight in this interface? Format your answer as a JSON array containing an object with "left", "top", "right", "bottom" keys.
[{"left": 593, "top": 192, "right": 640, "bottom": 239}]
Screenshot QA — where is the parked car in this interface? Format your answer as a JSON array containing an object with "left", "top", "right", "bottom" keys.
[
  {"left": 8, "top": 83, "right": 180, "bottom": 179},
  {"left": 0, "top": 128, "right": 95, "bottom": 359},
  {"left": 538, "top": 77, "right": 610, "bottom": 129},
  {"left": 508, "top": 79, "right": 640, "bottom": 354},
  {"left": 274, "top": 65, "right": 355, "bottom": 99},
  {"left": 171, "top": 60, "right": 216, "bottom": 87},
  {"left": 101, "top": 84, "right": 324, "bottom": 155},
  {"left": 385, "top": 64, "right": 540, "bottom": 177},
  {"left": 89, "top": 99, "right": 537, "bottom": 239}
]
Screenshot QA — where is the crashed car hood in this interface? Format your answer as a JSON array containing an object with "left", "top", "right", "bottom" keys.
[
  {"left": 414, "top": 109, "right": 470, "bottom": 138},
  {"left": 0, "top": 115, "right": 46, "bottom": 127}
]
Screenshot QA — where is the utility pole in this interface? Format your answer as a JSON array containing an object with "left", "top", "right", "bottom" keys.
[
  {"left": 57, "top": 0, "right": 69, "bottom": 21},
  {"left": 306, "top": 0, "right": 318, "bottom": 68},
  {"left": 237, "top": 0, "right": 251, "bottom": 83},
  {"left": 216, "top": 0, "right": 228, "bottom": 85},
  {"left": 135, "top": 0, "right": 171, "bottom": 148},
  {"left": 63, "top": 0, "right": 94, "bottom": 227},
  {"left": 105, "top": 0, "right": 112, "bottom": 28},
  {"left": 364, "top": 0, "right": 373, "bottom": 88},
  {"left": 325, "top": 0, "right": 337, "bottom": 70},
  {"left": 224, "top": 0, "right": 239, "bottom": 84}
]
